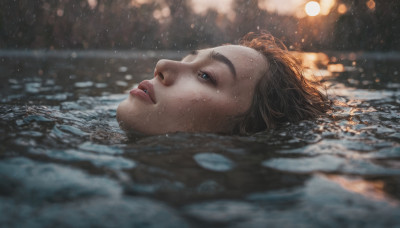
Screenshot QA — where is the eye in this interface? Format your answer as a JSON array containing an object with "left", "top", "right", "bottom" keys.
[
  {"left": 199, "top": 71, "right": 211, "bottom": 81},
  {"left": 198, "top": 71, "right": 216, "bottom": 85}
]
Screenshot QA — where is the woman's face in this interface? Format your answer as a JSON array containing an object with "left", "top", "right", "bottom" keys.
[{"left": 117, "top": 45, "right": 267, "bottom": 135}]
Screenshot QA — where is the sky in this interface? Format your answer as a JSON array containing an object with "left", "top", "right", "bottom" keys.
[{"left": 190, "top": 0, "right": 336, "bottom": 18}]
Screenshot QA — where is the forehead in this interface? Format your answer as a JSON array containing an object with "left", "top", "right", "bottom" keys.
[{"left": 209, "top": 45, "right": 267, "bottom": 79}]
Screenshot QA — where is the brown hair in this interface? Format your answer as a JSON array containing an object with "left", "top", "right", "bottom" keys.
[{"left": 234, "top": 32, "right": 330, "bottom": 134}]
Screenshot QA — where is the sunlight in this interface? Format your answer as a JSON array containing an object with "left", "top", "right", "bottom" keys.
[
  {"left": 337, "top": 3, "right": 347, "bottom": 14},
  {"left": 305, "top": 1, "right": 321, "bottom": 16},
  {"left": 324, "top": 175, "right": 398, "bottom": 206},
  {"left": 319, "top": 0, "right": 335, "bottom": 15},
  {"left": 190, "top": 0, "right": 233, "bottom": 15},
  {"left": 366, "top": 0, "right": 376, "bottom": 10},
  {"left": 87, "top": 0, "right": 98, "bottom": 9}
]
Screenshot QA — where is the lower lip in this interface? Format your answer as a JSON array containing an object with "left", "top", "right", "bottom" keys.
[{"left": 130, "top": 88, "right": 154, "bottom": 104}]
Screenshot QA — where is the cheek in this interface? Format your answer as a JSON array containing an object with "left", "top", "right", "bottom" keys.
[{"left": 163, "top": 92, "right": 240, "bottom": 130}]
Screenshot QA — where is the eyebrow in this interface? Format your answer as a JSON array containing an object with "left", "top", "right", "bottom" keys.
[{"left": 190, "top": 50, "right": 237, "bottom": 78}]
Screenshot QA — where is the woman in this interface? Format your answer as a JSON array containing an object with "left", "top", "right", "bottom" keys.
[{"left": 117, "top": 32, "right": 329, "bottom": 135}]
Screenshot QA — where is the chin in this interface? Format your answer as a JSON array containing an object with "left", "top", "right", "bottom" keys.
[
  {"left": 116, "top": 100, "right": 131, "bottom": 131},
  {"left": 116, "top": 100, "right": 153, "bottom": 136}
]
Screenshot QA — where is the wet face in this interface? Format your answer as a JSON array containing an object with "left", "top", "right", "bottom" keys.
[{"left": 117, "top": 45, "right": 267, "bottom": 135}]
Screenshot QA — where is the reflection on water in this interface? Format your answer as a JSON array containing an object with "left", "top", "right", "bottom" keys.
[{"left": 0, "top": 50, "right": 400, "bottom": 227}]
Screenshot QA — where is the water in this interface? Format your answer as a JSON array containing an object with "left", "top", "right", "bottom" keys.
[{"left": 1, "top": 50, "right": 400, "bottom": 227}]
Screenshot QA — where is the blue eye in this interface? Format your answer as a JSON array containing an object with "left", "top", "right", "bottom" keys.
[
  {"left": 199, "top": 72, "right": 211, "bottom": 80},
  {"left": 197, "top": 71, "right": 216, "bottom": 85}
]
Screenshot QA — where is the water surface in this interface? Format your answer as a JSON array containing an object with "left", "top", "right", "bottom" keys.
[{"left": 1, "top": 50, "right": 400, "bottom": 227}]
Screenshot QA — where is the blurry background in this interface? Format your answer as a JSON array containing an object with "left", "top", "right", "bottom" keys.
[{"left": 1, "top": 0, "right": 399, "bottom": 51}]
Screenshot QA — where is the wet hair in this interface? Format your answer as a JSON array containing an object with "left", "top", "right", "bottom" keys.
[{"left": 234, "top": 32, "right": 330, "bottom": 134}]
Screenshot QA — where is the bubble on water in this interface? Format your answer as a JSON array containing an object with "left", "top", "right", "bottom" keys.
[{"left": 194, "top": 153, "right": 234, "bottom": 172}]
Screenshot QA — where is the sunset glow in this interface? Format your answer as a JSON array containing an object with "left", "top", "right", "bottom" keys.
[
  {"left": 337, "top": 3, "right": 347, "bottom": 14},
  {"left": 367, "top": 0, "right": 376, "bottom": 10}
]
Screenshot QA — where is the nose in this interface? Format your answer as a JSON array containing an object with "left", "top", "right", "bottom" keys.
[{"left": 154, "top": 59, "right": 187, "bottom": 86}]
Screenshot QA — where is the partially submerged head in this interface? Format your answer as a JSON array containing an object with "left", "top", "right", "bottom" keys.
[{"left": 117, "top": 32, "right": 329, "bottom": 136}]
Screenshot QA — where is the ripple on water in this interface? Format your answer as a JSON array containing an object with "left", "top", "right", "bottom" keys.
[
  {"left": 184, "top": 200, "right": 263, "bottom": 224},
  {"left": 279, "top": 139, "right": 376, "bottom": 156},
  {"left": 231, "top": 175, "right": 400, "bottom": 228},
  {"left": 78, "top": 141, "right": 123, "bottom": 154},
  {"left": 29, "top": 148, "right": 135, "bottom": 170},
  {"left": 0, "top": 157, "right": 121, "bottom": 203},
  {"left": 262, "top": 154, "right": 400, "bottom": 175},
  {"left": 0, "top": 158, "right": 187, "bottom": 227}
]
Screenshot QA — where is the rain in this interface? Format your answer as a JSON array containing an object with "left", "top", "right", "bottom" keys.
[{"left": 1, "top": 0, "right": 400, "bottom": 227}]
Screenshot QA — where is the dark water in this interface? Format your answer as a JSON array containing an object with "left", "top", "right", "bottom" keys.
[{"left": 1, "top": 50, "right": 400, "bottom": 227}]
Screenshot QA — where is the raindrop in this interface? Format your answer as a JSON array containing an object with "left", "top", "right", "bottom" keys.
[
  {"left": 74, "top": 81, "right": 94, "bottom": 88},
  {"left": 115, "top": 81, "right": 128, "bottom": 87},
  {"left": 125, "top": 74, "right": 133, "bottom": 80},
  {"left": 118, "top": 66, "right": 128, "bottom": 73}
]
